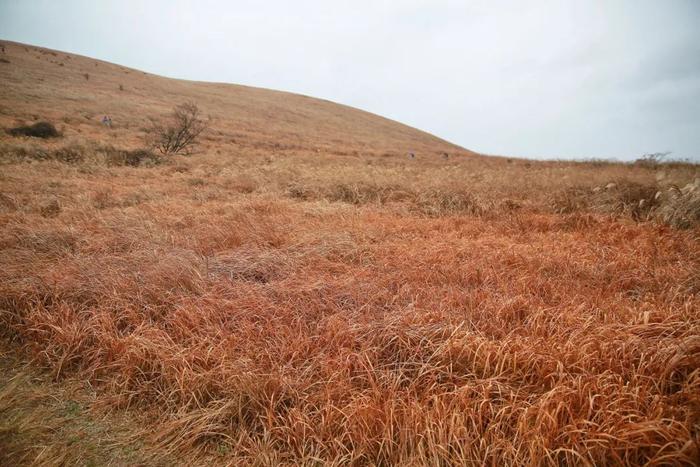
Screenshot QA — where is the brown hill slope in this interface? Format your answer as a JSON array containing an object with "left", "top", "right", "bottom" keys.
[{"left": 0, "top": 40, "right": 471, "bottom": 157}]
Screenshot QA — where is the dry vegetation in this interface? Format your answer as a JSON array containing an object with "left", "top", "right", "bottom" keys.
[{"left": 1, "top": 40, "right": 699, "bottom": 465}]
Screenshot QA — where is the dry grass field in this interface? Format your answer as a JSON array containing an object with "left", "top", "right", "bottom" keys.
[{"left": 1, "top": 40, "right": 699, "bottom": 466}]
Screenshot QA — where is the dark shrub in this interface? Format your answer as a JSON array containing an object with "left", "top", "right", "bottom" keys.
[{"left": 8, "top": 121, "right": 60, "bottom": 139}]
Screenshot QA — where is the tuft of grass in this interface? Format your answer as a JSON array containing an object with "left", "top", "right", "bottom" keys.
[
  {"left": 39, "top": 199, "right": 60, "bottom": 218},
  {"left": 552, "top": 179, "right": 700, "bottom": 226},
  {"left": 103, "top": 147, "right": 160, "bottom": 167},
  {"left": 655, "top": 178, "right": 700, "bottom": 228}
]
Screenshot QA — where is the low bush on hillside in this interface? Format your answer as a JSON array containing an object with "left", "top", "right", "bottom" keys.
[
  {"left": 145, "top": 102, "right": 209, "bottom": 155},
  {"left": 8, "top": 121, "right": 60, "bottom": 139}
]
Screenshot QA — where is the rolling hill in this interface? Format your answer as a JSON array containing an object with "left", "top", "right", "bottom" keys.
[{"left": 0, "top": 40, "right": 471, "bottom": 158}]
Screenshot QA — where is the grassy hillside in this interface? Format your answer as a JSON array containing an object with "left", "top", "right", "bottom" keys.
[
  {"left": 1, "top": 40, "right": 699, "bottom": 466},
  {"left": 0, "top": 40, "right": 468, "bottom": 158}
]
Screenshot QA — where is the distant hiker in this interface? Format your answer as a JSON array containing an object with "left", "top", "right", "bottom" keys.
[
  {"left": 408, "top": 152, "right": 415, "bottom": 160},
  {"left": 102, "top": 115, "right": 112, "bottom": 128}
]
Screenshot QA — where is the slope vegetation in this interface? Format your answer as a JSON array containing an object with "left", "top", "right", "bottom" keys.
[
  {"left": 0, "top": 40, "right": 469, "bottom": 158},
  {"left": 0, "top": 41, "right": 699, "bottom": 466}
]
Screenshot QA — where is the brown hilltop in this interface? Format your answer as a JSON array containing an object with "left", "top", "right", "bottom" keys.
[{"left": 0, "top": 39, "right": 472, "bottom": 158}]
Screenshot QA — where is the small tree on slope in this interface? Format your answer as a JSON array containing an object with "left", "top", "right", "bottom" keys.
[{"left": 147, "top": 101, "right": 209, "bottom": 155}]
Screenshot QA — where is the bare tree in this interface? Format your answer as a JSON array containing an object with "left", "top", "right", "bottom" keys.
[{"left": 147, "top": 102, "right": 209, "bottom": 155}]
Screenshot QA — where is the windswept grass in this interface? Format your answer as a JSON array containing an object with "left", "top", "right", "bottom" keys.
[
  {"left": 1, "top": 144, "right": 698, "bottom": 465},
  {"left": 1, "top": 39, "right": 699, "bottom": 465}
]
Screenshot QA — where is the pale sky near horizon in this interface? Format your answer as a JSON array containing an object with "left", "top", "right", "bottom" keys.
[{"left": 1, "top": 0, "right": 699, "bottom": 161}]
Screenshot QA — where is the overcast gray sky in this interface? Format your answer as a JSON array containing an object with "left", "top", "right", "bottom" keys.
[{"left": 1, "top": 0, "right": 699, "bottom": 161}]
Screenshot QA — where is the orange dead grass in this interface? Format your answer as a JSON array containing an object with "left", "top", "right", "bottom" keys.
[{"left": 1, "top": 41, "right": 699, "bottom": 465}]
